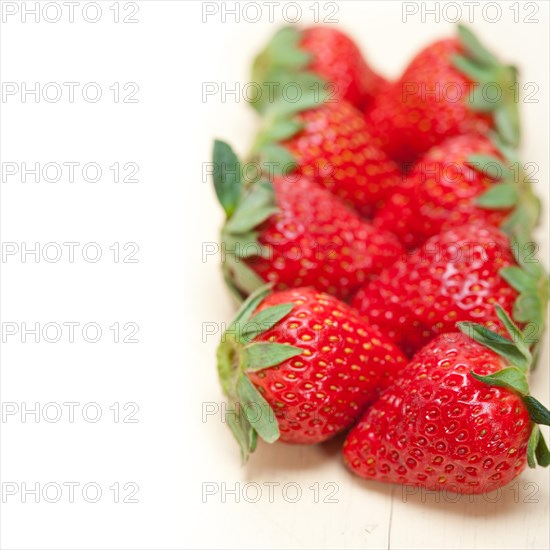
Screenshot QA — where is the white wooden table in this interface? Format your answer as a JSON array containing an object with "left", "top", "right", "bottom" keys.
[
  {"left": 190, "top": 2, "right": 550, "bottom": 548},
  {"left": 2, "top": 2, "right": 548, "bottom": 548}
]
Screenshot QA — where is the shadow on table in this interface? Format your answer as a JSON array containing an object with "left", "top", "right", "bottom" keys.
[{"left": 347, "top": 471, "right": 546, "bottom": 518}]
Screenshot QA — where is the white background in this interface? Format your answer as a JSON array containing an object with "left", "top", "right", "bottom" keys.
[{"left": 1, "top": 1, "right": 549, "bottom": 549}]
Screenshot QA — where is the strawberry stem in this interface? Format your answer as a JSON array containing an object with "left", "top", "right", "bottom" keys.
[
  {"left": 216, "top": 285, "right": 303, "bottom": 460},
  {"left": 457, "top": 306, "right": 550, "bottom": 468}
]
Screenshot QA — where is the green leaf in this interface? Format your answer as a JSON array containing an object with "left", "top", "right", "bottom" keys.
[
  {"left": 217, "top": 285, "right": 285, "bottom": 458},
  {"left": 269, "top": 86, "right": 329, "bottom": 117},
  {"left": 513, "top": 293, "right": 542, "bottom": 326},
  {"left": 489, "top": 131, "right": 520, "bottom": 164},
  {"left": 240, "top": 303, "right": 294, "bottom": 342},
  {"left": 494, "top": 305, "right": 531, "bottom": 366},
  {"left": 229, "top": 283, "right": 273, "bottom": 328},
  {"left": 250, "top": 27, "right": 314, "bottom": 114},
  {"left": 494, "top": 105, "right": 520, "bottom": 148},
  {"left": 524, "top": 258, "right": 546, "bottom": 281},
  {"left": 270, "top": 27, "right": 310, "bottom": 67},
  {"left": 236, "top": 375, "right": 280, "bottom": 443},
  {"left": 223, "top": 257, "right": 268, "bottom": 301},
  {"left": 451, "top": 54, "right": 492, "bottom": 83},
  {"left": 527, "top": 425, "right": 541, "bottom": 468},
  {"left": 467, "top": 154, "right": 506, "bottom": 179},
  {"left": 212, "top": 140, "right": 242, "bottom": 217},
  {"left": 224, "top": 182, "right": 278, "bottom": 234},
  {"left": 221, "top": 231, "right": 264, "bottom": 259},
  {"left": 222, "top": 271, "right": 247, "bottom": 305},
  {"left": 530, "top": 339, "right": 543, "bottom": 371},
  {"left": 453, "top": 30, "right": 521, "bottom": 149},
  {"left": 255, "top": 26, "right": 310, "bottom": 71},
  {"left": 528, "top": 425, "right": 550, "bottom": 468},
  {"left": 500, "top": 266, "right": 536, "bottom": 294},
  {"left": 468, "top": 86, "right": 497, "bottom": 112},
  {"left": 225, "top": 404, "right": 255, "bottom": 463},
  {"left": 495, "top": 64, "right": 521, "bottom": 147},
  {"left": 258, "top": 144, "right": 297, "bottom": 176},
  {"left": 470, "top": 367, "right": 529, "bottom": 396},
  {"left": 457, "top": 24, "right": 499, "bottom": 66},
  {"left": 453, "top": 27, "right": 520, "bottom": 148},
  {"left": 216, "top": 339, "right": 234, "bottom": 396},
  {"left": 513, "top": 239, "right": 544, "bottom": 275},
  {"left": 249, "top": 427, "right": 258, "bottom": 454},
  {"left": 535, "top": 432, "right": 550, "bottom": 467},
  {"left": 476, "top": 182, "right": 518, "bottom": 208},
  {"left": 251, "top": 70, "right": 325, "bottom": 115},
  {"left": 522, "top": 396, "right": 550, "bottom": 426},
  {"left": 457, "top": 321, "right": 530, "bottom": 371},
  {"left": 502, "top": 210, "right": 530, "bottom": 246},
  {"left": 259, "top": 118, "right": 303, "bottom": 145},
  {"left": 499, "top": 245, "right": 548, "bottom": 345},
  {"left": 503, "top": 191, "right": 541, "bottom": 245},
  {"left": 243, "top": 342, "right": 303, "bottom": 370},
  {"left": 227, "top": 204, "right": 278, "bottom": 235}
]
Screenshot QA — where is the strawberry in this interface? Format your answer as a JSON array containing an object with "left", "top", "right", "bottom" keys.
[
  {"left": 351, "top": 224, "right": 549, "bottom": 356},
  {"left": 284, "top": 100, "right": 402, "bottom": 216},
  {"left": 216, "top": 286, "right": 407, "bottom": 459},
  {"left": 366, "top": 24, "right": 520, "bottom": 162},
  {"left": 343, "top": 308, "right": 550, "bottom": 493},
  {"left": 251, "top": 26, "right": 386, "bottom": 111},
  {"left": 252, "top": 100, "right": 402, "bottom": 217},
  {"left": 374, "top": 134, "right": 540, "bottom": 248},
  {"left": 248, "top": 26, "right": 400, "bottom": 217},
  {"left": 213, "top": 141, "right": 401, "bottom": 301},
  {"left": 301, "top": 26, "right": 386, "bottom": 108}
]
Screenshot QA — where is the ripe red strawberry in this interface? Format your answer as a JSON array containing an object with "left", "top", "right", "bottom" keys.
[
  {"left": 253, "top": 100, "right": 402, "bottom": 217},
  {"left": 352, "top": 224, "right": 548, "bottom": 356},
  {"left": 365, "top": 25, "right": 519, "bottom": 162},
  {"left": 301, "top": 26, "right": 386, "bottom": 108},
  {"left": 252, "top": 26, "right": 386, "bottom": 110},
  {"left": 285, "top": 101, "right": 402, "bottom": 216},
  {"left": 213, "top": 141, "right": 401, "bottom": 301},
  {"left": 374, "top": 134, "right": 540, "bottom": 248},
  {"left": 217, "top": 286, "right": 407, "bottom": 459},
  {"left": 343, "top": 310, "right": 550, "bottom": 493}
]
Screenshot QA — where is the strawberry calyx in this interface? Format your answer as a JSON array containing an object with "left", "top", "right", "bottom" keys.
[
  {"left": 491, "top": 136, "right": 542, "bottom": 246},
  {"left": 465, "top": 137, "right": 549, "bottom": 343},
  {"left": 216, "top": 285, "right": 303, "bottom": 461},
  {"left": 470, "top": 133, "right": 541, "bottom": 244},
  {"left": 212, "top": 140, "right": 278, "bottom": 301},
  {"left": 500, "top": 238, "right": 550, "bottom": 369},
  {"left": 250, "top": 26, "right": 325, "bottom": 115},
  {"left": 452, "top": 24, "right": 520, "bottom": 147},
  {"left": 248, "top": 27, "right": 331, "bottom": 173},
  {"left": 457, "top": 306, "right": 550, "bottom": 468},
  {"left": 249, "top": 87, "right": 329, "bottom": 175}
]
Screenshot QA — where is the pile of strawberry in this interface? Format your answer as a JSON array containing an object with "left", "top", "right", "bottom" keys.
[{"left": 211, "top": 24, "right": 550, "bottom": 494}]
